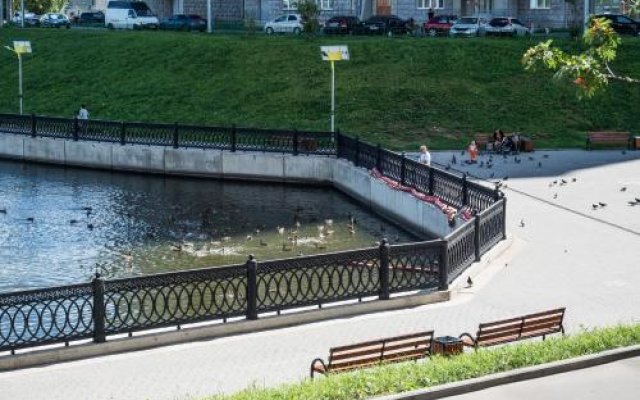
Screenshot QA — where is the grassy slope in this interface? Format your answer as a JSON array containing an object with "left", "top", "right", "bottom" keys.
[{"left": 1, "top": 28, "right": 639, "bottom": 150}]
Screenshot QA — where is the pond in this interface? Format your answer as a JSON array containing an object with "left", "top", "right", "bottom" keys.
[{"left": 0, "top": 160, "right": 422, "bottom": 292}]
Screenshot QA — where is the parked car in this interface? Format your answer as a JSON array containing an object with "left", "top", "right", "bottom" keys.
[
  {"left": 160, "top": 14, "right": 206, "bottom": 31},
  {"left": 485, "top": 17, "right": 530, "bottom": 36},
  {"left": 593, "top": 14, "right": 640, "bottom": 35},
  {"left": 264, "top": 14, "right": 303, "bottom": 35},
  {"left": 79, "top": 11, "right": 105, "bottom": 25},
  {"left": 40, "top": 13, "right": 71, "bottom": 28},
  {"left": 362, "top": 15, "right": 410, "bottom": 36},
  {"left": 449, "top": 16, "right": 488, "bottom": 37},
  {"left": 12, "top": 11, "right": 40, "bottom": 26},
  {"left": 423, "top": 14, "right": 457, "bottom": 36},
  {"left": 323, "top": 16, "right": 362, "bottom": 35}
]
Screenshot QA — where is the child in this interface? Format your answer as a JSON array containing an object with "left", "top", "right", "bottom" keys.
[{"left": 467, "top": 140, "right": 478, "bottom": 164}]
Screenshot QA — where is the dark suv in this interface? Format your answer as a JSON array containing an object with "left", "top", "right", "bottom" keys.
[
  {"left": 362, "top": 15, "right": 410, "bottom": 36},
  {"left": 323, "top": 16, "right": 362, "bottom": 35},
  {"left": 79, "top": 11, "right": 105, "bottom": 25},
  {"left": 593, "top": 14, "right": 640, "bottom": 35}
]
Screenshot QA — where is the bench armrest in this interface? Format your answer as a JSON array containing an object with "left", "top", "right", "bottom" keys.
[
  {"left": 458, "top": 332, "right": 476, "bottom": 347},
  {"left": 310, "top": 358, "right": 327, "bottom": 379}
]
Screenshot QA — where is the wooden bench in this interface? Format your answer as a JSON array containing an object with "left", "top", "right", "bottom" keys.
[
  {"left": 310, "top": 331, "right": 434, "bottom": 378},
  {"left": 474, "top": 133, "right": 492, "bottom": 151},
  {"left": 459, "top": 308, "right": 566, "bottom": 350},
  {"left": 587, "top": 131, "right": 631, "bottom": 150}
]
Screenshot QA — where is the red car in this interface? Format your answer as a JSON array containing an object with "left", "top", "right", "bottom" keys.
[{"left": 423, "top": 15, "right": 457, "bottom": 36}]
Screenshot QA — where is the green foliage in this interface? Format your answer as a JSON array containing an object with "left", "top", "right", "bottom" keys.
[
  {"left": 522, "top": 17, "right": 635, "bottom": 99},
  {"left": 19, "top": 0, "right": 59, "bottom": 14},
  {"left": 297, "top": 0, "right": 319, "bottom": 37},
  {"left": 209, "top": 324, "right": 640, "bottom": 400}
]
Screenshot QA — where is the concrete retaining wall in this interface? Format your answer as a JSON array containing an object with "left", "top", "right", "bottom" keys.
[{"left": 0, "top": 133, "right": 453, "bottom": 237}]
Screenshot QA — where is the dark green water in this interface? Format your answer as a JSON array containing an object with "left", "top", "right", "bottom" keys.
[{"left": 0, "top": 160, "right": 421, "bottom": 292}]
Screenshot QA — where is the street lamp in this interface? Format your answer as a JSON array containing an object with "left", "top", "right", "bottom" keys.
[
  {"left": 5, "top": 41, "right": 32, "bottom": 115},
  {"left": 320, "top": 45, "right": 349, "bottom": 133}
]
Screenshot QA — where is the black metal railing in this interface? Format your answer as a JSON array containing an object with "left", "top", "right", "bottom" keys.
[{"left": 0, "top": 113, "right": 507, "bottom": 354}]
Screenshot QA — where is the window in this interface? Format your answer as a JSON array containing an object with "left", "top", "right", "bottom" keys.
[
  {"left": 283, "top": 0, "right": 297, "bottom": 9},
  {"left": 417, "top": 0, "right": 444, "bottom": 9},
  {"left": 288, "top": 15, "right": 298, "bottom": 21},
  {"left": 275, "top": 15, "right": 287, "bottom": 22},
  {"left": 530, "top": 0, "right": 550, "bottom": 9},
  {"left": 317, "top": 0, "right": 334, "bottom": 10}
]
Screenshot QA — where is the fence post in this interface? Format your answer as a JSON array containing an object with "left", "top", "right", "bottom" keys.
[
  {"left": 293, "top": 130, "right": 299, "bottom": 156},
  {"left": 335, "top": 129, "right": 341, "bottom": 158},
  {"left": 376, "top": 144, "right": 382, "bottom": 172},
  {"left": 120, "top": 122, "right": 126, "bottom": 145},
  {"left": 173, "top": 123, "right": 179, "bottom": 149},
  {"left": 378, "top": 239, "right": 390, "bottom": 300},
  {"left": 73, "top": 117, "right": 79, "bottom": 141},
  {"left": 246, "top": 255, "right": 258, "bottom": 320},
  {"left": 501, "top": 197, "right": 507, "bottom": 240},
  {"left": 428, "top": 167, "right": 434, "bottom": 195},
  {"left": 400, "top": 152, "right": 406, "bottom": 185},
  {"left": 92, "top": 273, "right": 106, "bottom": 343},
  {"left": 462, "top": 174, "right": 468, "bottom": 206},
  {"left": 231, "top": 124, "right": 237, "bottom": 152},
  {"left": 474, "top": 215, "right": 481, "bottom": 262},
  {"left": 31, "top": 114, "right": 36, "bottom": 138},
  {"left": 354, "top": 136, "right": 360, "bottom": 167},
  {"left": 438, "top": 241, "right": 449, "bottom": 291}
]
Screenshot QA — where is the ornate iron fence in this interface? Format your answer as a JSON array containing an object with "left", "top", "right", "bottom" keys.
[
  {"left": 0, "top": 114, "right": 507, "bottom": 354},
  {"left": 0, "top": 283, "right": 94, "bottom": 353}
]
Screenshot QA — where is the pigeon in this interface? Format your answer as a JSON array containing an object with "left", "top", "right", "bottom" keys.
[
  {"left": 636, "top": 198, "right": 640, "bottom": 203},
  {"left": 487, "top": 163, "right": 493, "bottom": 169},
  {"left": 622, "top": 150, "right": 627, "bottom": 155},
  {"left": 70, "top": 219, "right": 78, "bottom": 224},
  {"left": 553, "top": 193, "right": 558, "bottom": 199},
  {"left": 479, "top": 161, "right": 484, "bottom": 167},
  {"left": 490, "top": 172, "right": 495, "bottom": 178},
  {"left": 0, "top": 208, "right": 6, "bottom": 214},
  {"left": 26, "top": 217, "right": 35, "bottom": 223},
  {"left": 538, "top": 162, "right": 542, "bottom": 168},
  {"left": 460, "top": 150, "right": 465, "bottom": 156},
  {"left": 514, "top": 157, "right": 521, "bottom": 164},
  {"left": 466, "top": 276, "right": 473, "bottom": 287},
  {"left": 519, "top": 219, "right": 525, "bottom": 227},
  {"left": 628, "top": 201, "right": 637, "bottom": 206},
  {"left": 620, "top": 187, "right": 627, "bottom": 192},
  {"left": 452, "top": 155, "right": 457, "bottom": 165},
  {"left": 528, "top": 156, "right": 534, "bottom": 161},
  {"left": 592, "top": 204, "right": 599, "bottom": 210},
  {"left": 561, "top": 179, "right": 568, "bottom": 185},
  {"left": 572, "top": 177, "right": 577, "bottom": 182},
  {"left": 599, "top": 202, "right": 607, "bottom": 207},
  {"left": 543, "top": 154, "right": 549, "bottom": 158},
  {"left": 445, "top": 164, "right": 451, "bottom": 171},
  {"left": 552, "top": 180, "right": 558, "bottom": 185},
  {"left": 503, "top": 176, "right": 509, "bottom": 181}
]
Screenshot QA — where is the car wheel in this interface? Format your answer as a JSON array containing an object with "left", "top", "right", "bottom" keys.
[
  {"left": 293, "top": 27, "right": 301, "bottom": 35},
  {"left": 107, "top": 23, "right": 114, "bottom": 30},
  {"left": 266, "top": 27, "right": 274, "bottom": 35},
  {"left": 428, "top": 28, "right": 437, "bottom": 37}
]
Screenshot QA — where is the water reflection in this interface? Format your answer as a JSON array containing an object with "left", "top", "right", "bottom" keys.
[{"left": 0, "top": 160, "right": 421, "bottom": 292}]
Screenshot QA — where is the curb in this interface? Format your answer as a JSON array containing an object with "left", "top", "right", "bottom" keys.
[{"left": 372, "top": 344, "right": 640, "bottom": 400}]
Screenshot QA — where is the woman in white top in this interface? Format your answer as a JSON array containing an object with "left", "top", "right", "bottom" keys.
[{"left": 418, "top": 145, "right": 431, "bottom": 166}]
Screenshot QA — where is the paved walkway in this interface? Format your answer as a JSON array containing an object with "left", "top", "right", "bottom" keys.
[
  {"left": 448, "top": 356, "right": 640, "bottom": 400},
  {"left": 1, "top": 150, "right": 640, "bottom": 400}
]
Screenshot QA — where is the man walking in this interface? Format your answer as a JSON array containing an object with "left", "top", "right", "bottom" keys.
[{"left": 77, "top": 104, "right": 89, "bottom": 134}]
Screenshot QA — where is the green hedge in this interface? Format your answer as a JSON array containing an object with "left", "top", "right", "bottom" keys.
[{"left": 209, "top": 324, "right": 640, "bottom": 400}]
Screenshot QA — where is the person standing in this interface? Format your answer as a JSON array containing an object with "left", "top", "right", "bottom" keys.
[
  {"left": 77, "top": 105, "right": 89, "bottom": 134},
  {"left": 418, "top": 145, "right": 431, "bottom": 166},
  {"left": 428, "top": 8, "right": 435, "bottom": 22},
  {"left": 468, "top": 140, "right": 478, "bottom": 163}
]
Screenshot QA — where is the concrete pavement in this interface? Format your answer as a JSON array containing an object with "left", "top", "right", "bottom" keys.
[
  {"left": 447, "top": 356, "right": 640, "bottom": 400},
  {"left": 0, "top": 149, "right": 639, "bottom": 400}
]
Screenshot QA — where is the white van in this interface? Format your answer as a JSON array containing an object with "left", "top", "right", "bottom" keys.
[{"left": 105, "top": 1, "right": 159, "bottom": 30}]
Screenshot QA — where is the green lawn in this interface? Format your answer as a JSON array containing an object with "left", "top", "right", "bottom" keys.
[
  {"left": 1, "top": 28, "right": 639, "bottom": 150},
  {"left": 210, "top": 324, "right": 640, "bottom": 400}
]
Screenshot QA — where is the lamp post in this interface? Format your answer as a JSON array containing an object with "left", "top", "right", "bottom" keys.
[
  {"left": 320, "top": 45, "right": 349, "bottom": 133},
  {"left": 20, "top": 0, "right": 24, "bottom": 28},
  {"left": 5, "top": 41, "right": 32, "bottom": 115}
]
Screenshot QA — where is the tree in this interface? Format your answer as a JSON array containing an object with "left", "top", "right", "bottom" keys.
[
  {"left": 522, "top": 17, "right": 640, "bottom": 98},
  {"left": 16, "top": 0, "right": 63, "bottom": 14},
  {"left": 297, "top": 0, "right": 320, "bottom": 37}
]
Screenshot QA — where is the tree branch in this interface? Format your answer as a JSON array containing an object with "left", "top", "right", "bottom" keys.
[{"left": 604, "top": 61, "right": 640, "bottom": 84}]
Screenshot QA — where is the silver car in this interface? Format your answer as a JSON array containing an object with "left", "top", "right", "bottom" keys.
[
  {"left": 264, "top": 14, "right": 304, "bottom": 35},
  {"left": 485, "top": 17, "right": 531, "bottom": 37},
  {"left": 449, "top": 16, "right": 489, "bottom": 37}
]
